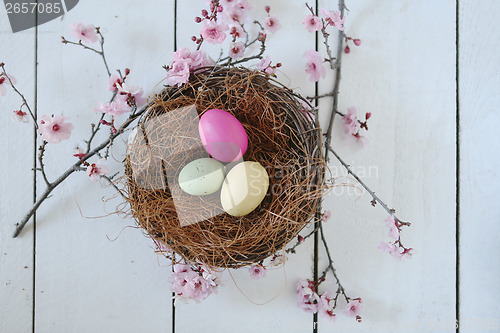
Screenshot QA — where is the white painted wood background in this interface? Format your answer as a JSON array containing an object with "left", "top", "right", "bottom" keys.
[{"left": 0, "top": 0, "right": 498, "bottom": 332}]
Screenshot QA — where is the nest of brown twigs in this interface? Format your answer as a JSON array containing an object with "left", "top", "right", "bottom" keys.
[{"left": 124, "top": 66, "right": 326, "bottom": 268}]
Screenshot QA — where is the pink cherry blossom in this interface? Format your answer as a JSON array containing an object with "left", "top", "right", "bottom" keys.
[
  {"left": 319, "top": 8, "right": 345, "bottom": 31},
  {"left": 0, "top": 72, "right": 17, "bottom": 96},
  {"left": 116, "top": 82, "right": 146, "bottom": 107},
  {"left": 256, "top": 56, "right": 276, "bottom": 74},
  {"left": 86, "top": 158, "right": 109, "bottom": 182},
  {"left": 229, "top": 24, "right": 247, "bottom": 38},
  {"left": 248, "top": 264, "right": 266, "bottom": 279},
  {"left": 378, "top": 242, "right": 414, "bottom": 260},
  {"left": 200, "top": 20, "right": 228, "bottom": 44},
  {"left": 221, "top": 0, "right": 252, "bottom": 23},
  {"left": 107, "top": 74, "right": 123, "bottom": 91},
  {"left": 167, "top": 48, "right": 214, "bottom": 86},
  {"left": 296, "top": 279, "right": 321, "bottom": 313},
  {"left": 304, "top": 50, "right": 326, "bottom": 82},
  {"left": 342, "top": 107, "right": 360, "bottom": 136},
  {"left": 94, "top": 99, "right": 131, "bottom": 117},
  {"left": 322, "top": 210, "right": 331, "bottom": 222},
  {"left": 385, "top": 215, "right": 400, "bottom": 240},
  {"left": 73, "top": 147, "right": 87, "bottom": 160},
  {"left": 264, "top": 15, "right": 281, "bottom": 33},
  {"left": 378, "top": 242, "right": 399, "bottom": 256},
  {"left": 70, "top": 23, "right": 98, "bottom": 43},
  {"left": 344, "top": 298, "right": 363, "bottom": 317},
  {"left": 167, "top": 59, "right": 191, "bottom": 86},
  {"left": 38, "top": 115, "right": 73, "bottom": 144},
  {"left": 303, "top": 14, "right": 322, "bottom": 33},
  {"left": 169, "top": 264, "right": 218, "bottom": 303},
  {"left": 318, "top": 291, "right": 336, "bottom": 320},
  {"left": 353, "top": 133, "right": 368, "bottom": 147},
  {"left": 229, "top": 42, "right": 245, "bottom": 59},
  {"left": 11, "top": 110, "right": 29, "bottom": 123}
]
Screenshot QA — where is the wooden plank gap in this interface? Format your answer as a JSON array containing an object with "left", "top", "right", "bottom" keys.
[
  {"left": 32, "top": 5, "right": 39, "bottom": 333},
  {"left": 455, "top": 0, "right": 460, "bottom": 333}
]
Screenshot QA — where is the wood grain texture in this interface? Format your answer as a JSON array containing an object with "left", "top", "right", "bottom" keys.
[
  {"left": 5, "top": 0, "right": 500, "bottom": 332},
  {"left": 317, "top": 0, "right": 457, "bottom": 331},
  {"left": 459, "top": 1, "right": 500, "bottom": 332},
  {"left": 32, "top": 1, "right": 174, "bottom": 332},
  {"left": 0, "top": 8, "right": 36, "bottom": 333},
  {"left": 173, "top": 1, "right": 318, "bottom": 332}
]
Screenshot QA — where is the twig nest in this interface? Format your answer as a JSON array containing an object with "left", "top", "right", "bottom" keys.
[{"left": 125, "top": 66, "right": 326, "bottom": 268}]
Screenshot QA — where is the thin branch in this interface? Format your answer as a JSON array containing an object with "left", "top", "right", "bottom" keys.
[
  {"left": 0, "top": 64, "right": 38, "bottom": 128},
  {"left": 13, "top": 104, "right": 149, "bottom": 238},
  {"left": 323, "top": 0, "right": 346, "bottom": 162},
  {"left": 327, "top": 145, "right": 410, "bottom": 227},
  {"left": 61, "top": 27, "right": 112, "bottom": 78},
  {"left": 319, "top": 223, "right": 349, "bottom": 303},
  {"left": 286, "top": 216, "right": 322, "bottom": 254},
  {"left": 37, "top": 141, "right": 51, "bottom": 186}
]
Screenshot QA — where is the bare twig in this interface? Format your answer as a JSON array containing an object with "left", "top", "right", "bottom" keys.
[
  {"left": 37, "top": 141, "right": 51, "bottom": 187},
  {"left": 319, "top": 223, "right": 349, "bottom": 303},
  {"left": 326, "top": 145, "right": 410, "bottom": 227}
]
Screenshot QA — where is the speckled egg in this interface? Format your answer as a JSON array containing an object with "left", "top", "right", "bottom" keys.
[{"left": 178, "top": 158, "right": 226, "bottom": 196}]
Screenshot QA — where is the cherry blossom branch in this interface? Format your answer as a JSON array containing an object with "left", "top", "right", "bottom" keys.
[
  {"left": 85, "top": 91, "right": 117, "bottom": 154},
  {"left": 326, "top": 145, "right": 411, "bottom": 228},
  {"left": 61, "top": 27, "right": 111, "bottom": 77},
  {"left": 323, "top": 0, "right": 346, "bottom": 161},
  {"left": 221, "top": 21, "right": 267, "bottom": 66},
  {"left": 12, "top": 104, "right": 148, "bottom": 238},
  {"left": 0, "top": 63, "right": 37, "bottom": 128}
]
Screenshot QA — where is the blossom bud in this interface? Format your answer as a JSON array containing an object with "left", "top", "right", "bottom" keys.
[
  {"left": 195, "top": 16, "right": 202, "bottom": 23},
  {"left": 365, "top": 112, "right": 371, "bottom": 120},
  {"left": 124, "top": 68, "right": 131, "bottom": 76},
  {"left": 353, "top": 39, "right": 361, "bottom": 46},
  {"left": 298, "top": 235, "right": 304, "bottom": 243},
  {"left": 217, "top": 6, "right": 223, "bottom": 12},
  {"left": 265, "top": 5, "right": 270, "bottom": 13},
  {"left": 344, "top": 45, "right": 350, "bottom": 54},
  {"left": 191, "top": 36, "right": 197, "bottom": 41},
  {"left": 201, "top": 9, "right": 208, "bottom": 17}
]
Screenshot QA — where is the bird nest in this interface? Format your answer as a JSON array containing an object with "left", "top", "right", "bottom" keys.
[{"left": 125, "top": 66, "right": 326, "bottom": 268}]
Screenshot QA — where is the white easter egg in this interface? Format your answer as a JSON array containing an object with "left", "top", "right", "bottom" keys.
[{"left": 220, "top": 161, "right": 269, "bottom": 216}]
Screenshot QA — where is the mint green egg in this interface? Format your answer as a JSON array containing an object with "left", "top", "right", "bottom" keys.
[{"left": 178, "top": 158, "right": 226, "bottom": 196}]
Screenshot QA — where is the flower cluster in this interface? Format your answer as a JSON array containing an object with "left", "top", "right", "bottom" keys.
[
  {"left": 378, "top": 215, "right": 415, "bottom": 259},
  {"left": 166, "top": 48, "right": 214, "bottom": 86},
  {"left": 342, "top": 107, "right": 370, "bottom": 146},
  {"left": 296, "top": 279, "right": 363, "bottom": 321},
  {"left": 169, "top": 264, "right": 219, "bottom": 303}
]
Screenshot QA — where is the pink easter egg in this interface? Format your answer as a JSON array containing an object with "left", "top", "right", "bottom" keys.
[{"left": 199, "top": 108, "right": 248, "bottom": 162}]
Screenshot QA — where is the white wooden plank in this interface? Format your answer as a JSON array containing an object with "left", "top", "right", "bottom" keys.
[
  {"left": 459, "top": 1, "right": 500, "bottom": 332},
  {"left": 174, "top": 1, "right": 317, "bottom": 332},
  {"left": 0, "top": 9, "right": 36, "bottom": 333},
  {"left": 318, "top": 0, "right": 457, "bottom": 331},
  {"left": 33, "top": 1, "right": 174, "bottom": 332}
]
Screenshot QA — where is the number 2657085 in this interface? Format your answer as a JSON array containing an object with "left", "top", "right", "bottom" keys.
[{"left": 5, "top": 2, "right": 62, "bottom": 14}]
